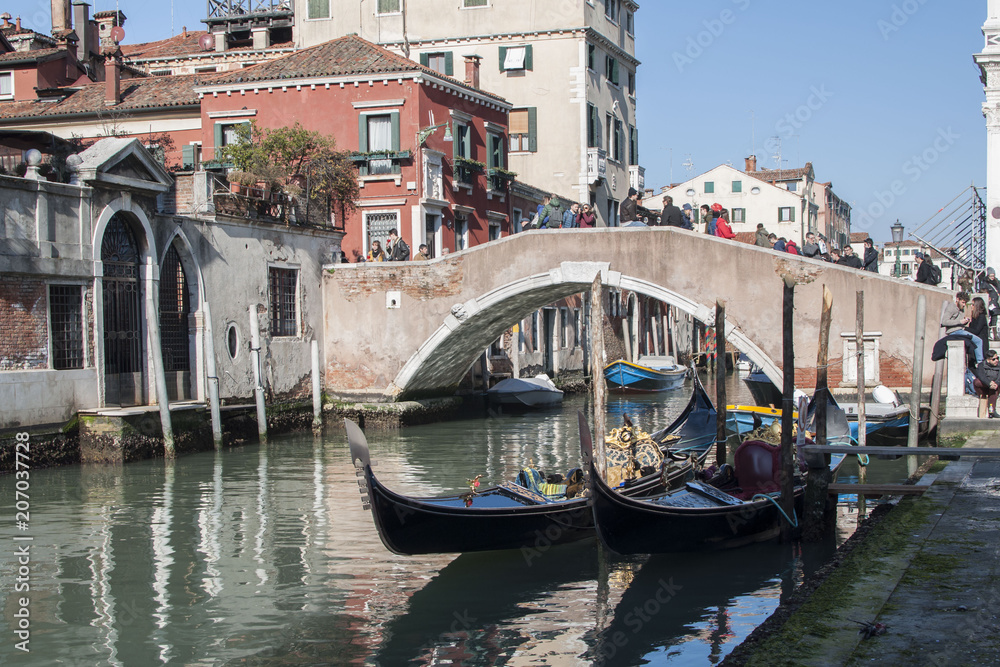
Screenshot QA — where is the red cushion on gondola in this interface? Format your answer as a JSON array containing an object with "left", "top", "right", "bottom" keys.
[{"left": 733, "top": 439, "right": 782, "bottom": 496}]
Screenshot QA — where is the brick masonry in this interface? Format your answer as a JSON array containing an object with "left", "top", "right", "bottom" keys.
[
  {"left": 0, "top": 277, "right": 48, "bottom": 370},
  {"left": 793, "top": 354, "right": 913, "bottom": 389},
  {"left": 332, "top": 261, "right": 464, "bottom": 302}
]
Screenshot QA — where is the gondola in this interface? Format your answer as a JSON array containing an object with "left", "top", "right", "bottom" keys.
[
  {"left": 583, "top": 394, "right": 852, "bottom": 554},
  {"left": 604, "top": 356, "right": 687, "bottom": 393},
  {"left": 346, "top": 375, "right": 717, "bottom": 556}
]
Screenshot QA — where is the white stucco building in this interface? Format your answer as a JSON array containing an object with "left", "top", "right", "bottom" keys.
[{"left": 976, "top": 0, "right": 1000, "bottom": 271}]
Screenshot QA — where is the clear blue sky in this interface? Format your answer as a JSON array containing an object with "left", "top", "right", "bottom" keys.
[{"left": 17, "top": 0, "right": 989, "bottom": 242}]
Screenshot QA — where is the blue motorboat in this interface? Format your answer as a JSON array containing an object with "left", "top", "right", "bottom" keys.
[{"left": 604, "top": 356, "right": 687, "bottom": 393}]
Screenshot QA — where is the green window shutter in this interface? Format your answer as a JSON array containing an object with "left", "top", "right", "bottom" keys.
[
  {"left": 791, "top": 207, "right": 796, "bottom": 222},
  {"left": 498, "top": 46, "right": 508, "bottom": 71},
  {"left": 524, "top": 44, "right": 533, "bottom": 71},
  {"left": 358, "top": 114, "right": 368, "bottom": 150},
  {"left": 181, "top": 145, "right": 195, "bottom": 169},
  {"left": 613, "top": 59, "right": 619, "bottom": 85},
  {"left": 213, "top": 123, "right": 223, "bottom": 159},
  {"left": 444, "top": 52, "right": 454, "bottom": 76},
  {"left": 390, "top": 112, "right": 400, "bottom": 151},
  {"left": 453, "top": 121, "right": 459, "bottom": 159},
  {"left": 419, "top": 53, "right": 429, "bottom": 67},
  {"left": 527, "top": 107, "right": 537, "bottom": 153}
]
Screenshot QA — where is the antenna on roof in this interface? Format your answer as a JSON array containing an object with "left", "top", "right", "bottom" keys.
[
  {"left": 683, "top": 154, "right": 694, "bottom": 174},
  {"left": 750, "top": 109, "right": 755, "bottom": 159}
]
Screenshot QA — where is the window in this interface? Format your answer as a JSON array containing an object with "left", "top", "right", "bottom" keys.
[
  {"left": 226, "top": 324, "right": 240, "bottom": 360},
  {"left": 268, "top": 268, "right": 298, "bottom": 337},
  {"left": 605, "top": 55, "right": 619, "bottom": 86},
  {"left": 732, "top": 180, "right": 742, "bottom": 193},
  {"left": 626, "top": 10, "right": 634, "bottom": 34},
  {"left": 509, "top": 108, "right": 536, "bottom": 152},
  {"left": 194, "top": 66, "right": 218, "bottom": 73},
  {"left": 463, "top": 0, "right": 487, "bottom": 6},
  {"left": 574, "top": 309, "right": 582, "bottom": 348},
  {"left": 377, "top": 0, "right": 401, "bottom": 13},
  {"left": 627, "top": 71, "right": 635, "bottom": 96},
  {"left": 587, "top": 44, "right": 596, "bottom": 71},
  {"left": 704, "top": 181, "right": 714, "bottom": 194},
  {"left": 454, "top": 122, "right": 471, "bottom": 160},
  {"left": 358, "top": 111, "right": 401, "bottom": 175},
  {"left": 732, "top": 208, "right": 746, "bottom": 223},
  {"left": 902, "top": 249, "right": 911, "bottom": 255},
  {"left": 513, "top": 208, "right": 523, "bottom": 233},
  {"left": 608, "top": 198, "right": 618, "bottom": 226},
  {"left": 49, "top": 285, "right": 84, "bottom": 370},
  {"left": 778, "top": 207, "right": 795, "bottom": 222},
  {"left": 787, "top": 182, "right": 797, "bottom": 192},
  {"left": 454, "top": 215, "right": 468, "bottom": 251},
  {"left": 307, "top": 0, "right": 329, "bottom": 19},
  {"left": 214, "top": 121, "right": 249, "bottom": 159},
  {"left": 561, "top": 308, "right": 571, "bottom": 348},
  {"left": 420, "top": 52, "right": 453, "bottom": 76},
  {"left": 587, "top": 104, "right": 599, "bottom": 148},
  {"left": 365, "top": 211, "right": 399, "bottom": 253},
  {"left": 150, "top": 70, "right": 171, "bottom": 77},
  {"left": 613, "top": 119, "right": 622, "bottom": 162},
  {"left": 499, "top": 45, "right": 532, "bottom": 71},
  {"left": 488, "top": 133, "right": 503, "bottom": 170},
  {"left": 605, "top": 0, "right": 619, "bottom": 23},
  {"left": 489, "top": 221, "right": 501, "bottom": 241},
  {"left": 629, "top": 126, "right": 638, "bottom": 165}
]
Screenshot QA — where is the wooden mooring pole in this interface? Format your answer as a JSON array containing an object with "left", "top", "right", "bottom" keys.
[
  {"left": 803, "top": 285, "right": 833, "bottom": 541},
  {"left": 715, "top": 301, "right": 727, "bottom": 465},
  {"left": 907, "top": 295, "right": 927, "bottom": 477},
  {"left": 590, "top": 274, "right": 607, "bottom": 480},
  {"left": 203, "top": 301, "right": 223, "bottom": 449},
  {"left": 248, "top": 305, "right": 268, "bottom": 445},
  {"left": 780, "top": 276, "right": 796, "bottom": 542},
  {"left": 856, "top": 291, "right": 868, "bottom": 521}
]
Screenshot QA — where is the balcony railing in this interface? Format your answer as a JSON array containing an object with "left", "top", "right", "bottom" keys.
[
  {"left": 488, "top": 168, "right": 517, "bottom": 193},
  {"left": 350, "top": 150, "right": 411, "bottom": 177},
  {"left": 588, "top": 148, "right": 607, "bottom": 183},
  {"left": 209, "top": 173, "right": 343, "bottom": 229},
  {"left": 453, "top": 157, "right": 485, "bottom": 187}
]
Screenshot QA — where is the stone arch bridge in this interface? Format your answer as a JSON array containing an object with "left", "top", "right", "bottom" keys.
[{"left": 322, "top": 228, "right": 951, "bottom": 402}]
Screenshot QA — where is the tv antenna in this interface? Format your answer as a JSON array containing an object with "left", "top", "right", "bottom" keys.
[{"left": 682, "top": 155, "right": 694, "bottom": 174}]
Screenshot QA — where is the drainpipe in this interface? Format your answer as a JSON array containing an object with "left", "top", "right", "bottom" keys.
[{"left": 145, "top": 257, "right": 175, "bottom": 457}]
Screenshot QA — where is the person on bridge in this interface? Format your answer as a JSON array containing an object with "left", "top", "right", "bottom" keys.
[
  {"left": 577, "top": 203, "right": 596, "bottom": 228},
  {"left": 387, "top": 228, "right": 410, "bottom": 261},
  {"left": 660, "top": 195, "right": 685, "bottom": 228},
  {"left": 785, "top": 239, "right": 800, "bottom": 255},
  {"left": 968, "top": 297, "right": 990, "bottom": 356},
  {"left": 771, "top": 234, "right": 785, "bottom": 252},
  {"left": 367, "top": 240, "right": 386, "bottom": 262},
  {"left": 863, "top": 238, "right": 879, "bottom": 272},
  {"left": 974, "top": 350, "right": 1000, "bottom": 417},
  {"left": 914, "top": 253, "right": 941, "bottom": 285},
  {"left": 943, "top": 291, "right": 984, "bottom": 365},
  {"left": 540, "top": 196, "right": 566, "bottom": 229},
  {"left": 414, "top": 244, "right": 430, "bottom": 261},
  {"left": 837, "top": 245, "right": 863, "bottom": 269},
  {"left": 680, "top": 203, "right": 695, "bottom": 229},
  {"left": 714, "top": 209, "right": 736, "bottom": 239},
  {"left": 562, "top": 202, "right": 581, "bottom": 228},
  {"left": 755, "top": 223, "right": 772, "bottom": 247},
  {"left": 620, "top": 188, "right": 639, "bottom": 225},
  {"left": 699, "top": 204, "right": 713, "bottom": 234}
]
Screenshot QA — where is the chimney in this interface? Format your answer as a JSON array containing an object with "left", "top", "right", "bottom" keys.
[
  {"left": 51, "top": 0, "right": 71, "bottom": 34},
  {"left": 72, "top": 2, "right": 91, "bottom": 58},
  {"left": 1, "top": 13, "right": 11, "bottom": 29},
  {"left": 182, "top": 25, "right": 186, "bottom": 38},
  {"left": 104, "top": 53, "right": 119, "bottom": 105},
  {"left": 463, "top": 55, "right": 482, "bottom": 89},
  {"left": 745, "top": 155, "right": 757, "bottom": 172},
  {"left": 16, "top": 16, "right": 21, "bottom": 31}
]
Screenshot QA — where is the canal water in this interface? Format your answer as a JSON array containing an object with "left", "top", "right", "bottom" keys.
[{"left": 1, "top": 372, "right": 918, "bottom": 666}]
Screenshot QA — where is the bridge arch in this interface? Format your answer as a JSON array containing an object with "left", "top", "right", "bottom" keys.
[{"left": 389, "top": 261, "right": 781, "bottom": 399}]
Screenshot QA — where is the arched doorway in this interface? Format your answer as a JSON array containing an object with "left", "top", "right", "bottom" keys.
[
  {"left": 101, "top": 214, "right": 145, "bottom": 406},
  {"left": 159, "top": 244, "right": 191, "bottom": 401}
]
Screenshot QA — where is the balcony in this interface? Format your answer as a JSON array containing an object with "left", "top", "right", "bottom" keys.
[
  {"left": 588, "top": 148, "right": 607, "bottom": 183},
  {"left": 453, "top": 157, "right": 485, "bottom": 188},
  {"left": 488, "top": 168, "right": 517, "bottom": 193},
  {"left": 629, "top": 165, "right": 645, "bottom": 193},
  {"left": 350, "top": 150, "right": 411, "bottom": 177}
]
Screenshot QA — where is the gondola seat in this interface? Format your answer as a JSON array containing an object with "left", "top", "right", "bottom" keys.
[
  {"left": 732, "top": 439, "right": 782, "bottom": 499},
  {"left": 516, "top": 467, "right": 568, "bottom": 499}
]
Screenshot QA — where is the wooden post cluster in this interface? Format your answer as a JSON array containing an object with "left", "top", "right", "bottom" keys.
[
  {"left": 590, "top": 274, "right": 607, "bottom": 480},
  {"left": 715, "top": 301, "right": 727, "bottom": 465},
  {"left": 779, "top": 277, "right": 796, "bottom": 542},
  {"left": 803, "top": 285, "right": 834, "bottom": 541}
]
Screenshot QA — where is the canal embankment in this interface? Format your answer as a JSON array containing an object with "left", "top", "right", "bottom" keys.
[{"left": 722, "top": 430, "right": 1000, "bottom": 666}]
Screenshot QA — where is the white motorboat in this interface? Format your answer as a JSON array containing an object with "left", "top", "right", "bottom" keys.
[{"left": 487, "top": 374, "right": 564, "bottom": 408}]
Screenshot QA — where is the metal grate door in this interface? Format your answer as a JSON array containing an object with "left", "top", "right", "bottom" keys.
[
  {"left": 159, "top": 245, "right": 191, "bottom": 401},
  {"left": 101, "top": 215, "right": 145, "bottom": 406}
]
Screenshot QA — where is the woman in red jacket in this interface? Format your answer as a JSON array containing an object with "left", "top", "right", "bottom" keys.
[
  {"left": 715, "top": 209, "right": 736, "bottom": 239},
  {"left": 786, "top": 240, "right": 799, "bottom": 255}
]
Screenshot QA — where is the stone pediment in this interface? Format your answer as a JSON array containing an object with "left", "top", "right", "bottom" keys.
[{"left": 73, "top": 137, "right": 173, "bottom": 194}]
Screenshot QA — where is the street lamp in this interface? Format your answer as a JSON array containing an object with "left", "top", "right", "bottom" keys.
[
  {"left": 891, "top": 220, "right": 904, "bottom": 277},
  {"left": 417, "top": 121, "right": 453, "bottom": 146}
]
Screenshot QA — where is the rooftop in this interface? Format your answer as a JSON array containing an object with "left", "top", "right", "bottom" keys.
[
  {"left": 748, "top": 162, "right": 814, "bottom": 182},
  {"left": 205, "top": 34, "right": 508, "bottom": 103}
]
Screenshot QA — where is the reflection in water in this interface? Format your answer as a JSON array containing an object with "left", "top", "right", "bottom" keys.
[{"left": 0, "top": 374, "right": 885, "bottom": 665}]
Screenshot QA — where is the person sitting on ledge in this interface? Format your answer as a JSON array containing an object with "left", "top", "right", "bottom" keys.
[{"left": 974, "top": 349, "right": 1000, "bottom": 418}]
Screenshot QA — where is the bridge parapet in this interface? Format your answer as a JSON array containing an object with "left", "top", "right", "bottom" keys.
[{"left": 322, "top": 228, "right": 952, "bottom": 401}]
